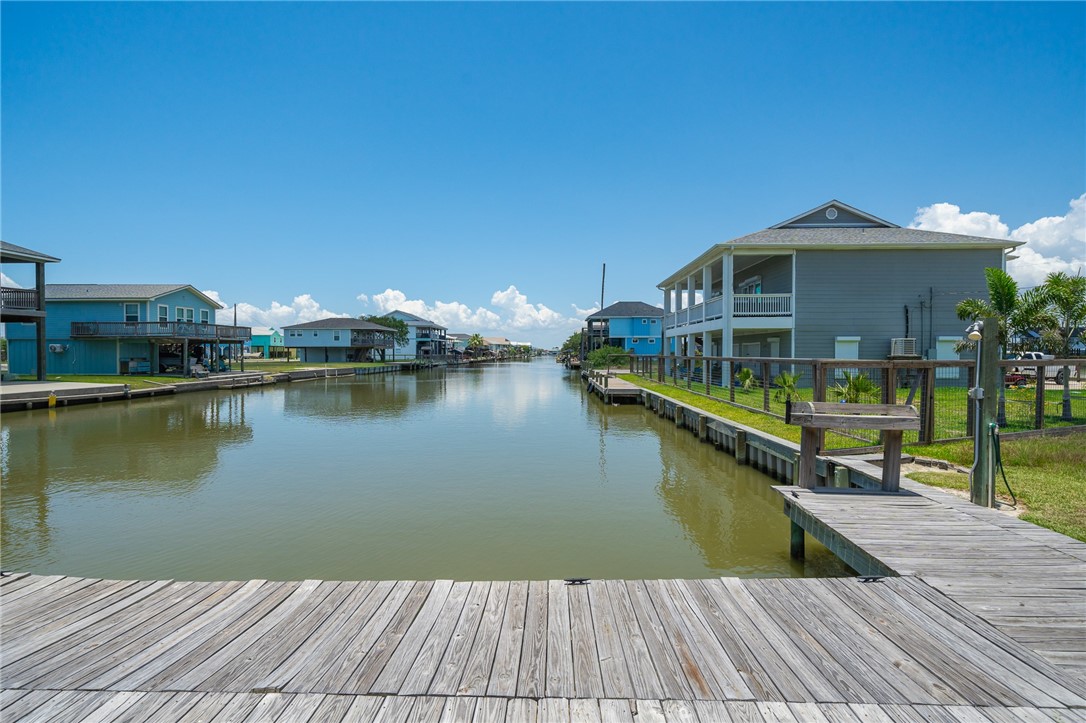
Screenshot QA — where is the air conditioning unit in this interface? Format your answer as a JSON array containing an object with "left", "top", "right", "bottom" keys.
[
  {"left": 890, "top": 338, "right": 917, "bottom": 357},
  {"left": 48, "top": 344, "right": 69, "bottom": 353}
]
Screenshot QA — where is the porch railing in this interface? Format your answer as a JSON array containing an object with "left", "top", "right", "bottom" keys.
[
  {"left": 1, "top": 287, "right": 39, "bottom": 310},
  {"left": 71, "top": 321, "right": 251, "bottom": 340},
  {"left": 665, "top": 293, "right": 794, "bottom": 329},
  {"left": 733, "top": 293, "right": 792, "bottom": 316}
]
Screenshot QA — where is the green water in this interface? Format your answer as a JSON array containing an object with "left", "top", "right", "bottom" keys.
[{"left": 0, "top": 360, "right": 851, "bottom": 581}]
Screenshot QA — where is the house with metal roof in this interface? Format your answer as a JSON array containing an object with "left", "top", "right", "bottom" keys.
[
  {"left": 282, "top": 318, "right": 396, "bottom": 363},
  {"left": 1, "top": 241, "right": 62, "bottom": 380},
  {"left": 584, "top": 301, "right": 665, "bottom": 356},
  {"left": 246, "top": 327, "right": 286, "bottom": 359},
  {"left": 384, "top": 309, "right": 448, "bottom": 359},
  {"left": 659, "top": 200, "right": 1022, "bottom": 364},
  {"left": 4, "top": 283, "right": 250, "bottom": 376}
]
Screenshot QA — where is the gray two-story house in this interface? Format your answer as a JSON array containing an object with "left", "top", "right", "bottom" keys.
[{"left": 659, "top": 200, "right": 1021, "bottom": 364}]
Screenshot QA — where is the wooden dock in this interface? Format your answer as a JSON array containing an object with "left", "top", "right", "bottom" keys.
[
  {"left": 583, "top": 370, "right": 643, "bottom": 404},
  {"left": 4, "top": 569, "right": 1086, "bottom": 721},
  {"left": 779, "top": 479, "right": 1086, "bottom": 679}
]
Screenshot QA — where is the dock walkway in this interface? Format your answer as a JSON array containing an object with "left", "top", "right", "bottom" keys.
[
  {"left": 779, "top": 479, "right": 1086, "bottom": 679},
  {"left": 3, "top": 568, "right": 1086, "bottom": 721}
]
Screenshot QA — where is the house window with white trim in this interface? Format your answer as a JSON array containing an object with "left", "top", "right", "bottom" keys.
[
  {"left": 175, "top": 307, "right": 194, "bottom": 323},
  {"left": 333, "top": 331, "right": 341, "bottom": 341},
  {"left": 834, "top": 336, "right": 861, "bottom": 379},
  {"left": 158, "top": 304, "right": 169, "bottom": 323},
  {"left": 200, "top": 309, "right": 210, "bottom": 325},
  {"left": 738, "top": 276, "right": 762, "bottom": 295},
  {"left": 124, "top": 303, "right": 139, "bottom": 322}
]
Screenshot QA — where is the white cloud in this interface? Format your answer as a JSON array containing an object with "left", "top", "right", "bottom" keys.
[
  {"left": 356, "top": 293, "right": 369, "bottom": 305},
  {"left": 366, "top": 286, "right": 585, "bottom": 345},
  {"left": 572, "top": 303, "right": 600, "bottom": 317},
  {"left": 910, "top": 194, "right": 1086, "bottom": 288},
  {"left": 202, "top": 290, "right": 351, "bottom": 328},
  {"left": 1, "top": 273, "right": 20, "bottom": 288}
]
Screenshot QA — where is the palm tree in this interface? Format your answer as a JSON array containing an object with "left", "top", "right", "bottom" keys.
[
  {"left": 1038, "top": 272, "right": 1086, "bottom": 420},
  {"left": 466, "top": 334, "right": 486, "bottom": 357},
  {"left": 832, "top": 371, "right": 881, "bottom": 404}
]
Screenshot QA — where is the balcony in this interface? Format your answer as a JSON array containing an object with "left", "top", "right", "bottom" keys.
[
  {"left": 350, "top": 332, "right": 394, "bottom": 348},
  {"left": 665, "top": 293, "right": 793, "bottom": 330},
  {"left": 71, "top": 321, "right": 251, "bottom": 341},
  {"left": 1, "top": 286, "right": 40, "bottom": 311}
]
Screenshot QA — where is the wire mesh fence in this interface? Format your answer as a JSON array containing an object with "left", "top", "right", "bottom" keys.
[{"left": 627, "top": 354, "right": 1085, "bottom": 450}]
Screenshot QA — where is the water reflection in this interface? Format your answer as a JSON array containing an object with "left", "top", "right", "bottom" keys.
[
  {"left": 1, "top": 393, "right": 252, "bottom": 571},
  {"left": 1, "top": 361, "right": 851, "bottom": 580}
]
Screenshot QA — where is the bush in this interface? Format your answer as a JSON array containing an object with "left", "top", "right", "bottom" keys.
[{"left": 587, "top": 345, "right": 630, "bottom": 370}]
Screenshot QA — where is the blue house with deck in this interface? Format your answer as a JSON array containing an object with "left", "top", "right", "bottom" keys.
[
  {"left": 5, "top": 284, "right": 250, "bottom": 376},
  {"left": 283, "top": 317, "right": 396, "bottom": 363},
  {"left": 584, "top": 301, "right": 665, "bottom": 356}
]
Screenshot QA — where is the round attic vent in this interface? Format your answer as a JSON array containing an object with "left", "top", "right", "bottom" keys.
[{"left": 826, "top": 208, "right": 838, "bottom": 220}]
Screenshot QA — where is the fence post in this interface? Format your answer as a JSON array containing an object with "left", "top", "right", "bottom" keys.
[
  {"left": 705, "top": 357, "right": 711, "bottom": 396},
  {"left": 728, "top": 361, "right": 735, "bottom": 402},
  {"left": 813, "top": 361, "right": 827, "bottom": 451},
  {"left": 762, "top": 361, "right": 771, "bottom": 412},
  {"left": 1035, "top": 370, "right": 1046, "bottom": 430},
  {"left": 922, "top": 366, "right": 936, "bottom": 443}
]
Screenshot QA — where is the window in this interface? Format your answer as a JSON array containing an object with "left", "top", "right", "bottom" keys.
[
  {"left": 936, "top": 336, "right": 960, "bottom": 379},
  {"left": 124, "top": 303, "right": 139, "bottom": 322},
  {"left": 158, "top": 305, "right": 169, "bottom": 323},
  {"left": 632, "top": 338, "right": 640, "bottom": 344},
  {"left": 333, "top": 331, "right": 341, "bottom": 341},
  {"left": 834, "top": 336, "right": 860, "bottom": 379},
  {"left": 642, "top": 318, "right": 648, "bottom": 324},
  {"left": 738, "top": 276, "right": 762, "bottom": 295},
  {"left": 649, "top": 338, "right": 656, "bottom": 344},
  {"left": 651, "top": 319, "right": 658, "bottom": 324},
  {"left": 175, "top": 307, "right": 194, "bottom": 322},
  {"left": 200, "top": 309, "right": 210, "bottom": 325}
]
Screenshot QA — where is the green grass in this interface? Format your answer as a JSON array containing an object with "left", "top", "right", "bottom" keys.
[
  {"left": 10, "top": 374, "right": 166, "bottom": 390},
  {"left": 620, "top": 373, "right": 1086, "bottom": 542},
  {"left": 905, "top": 433, "right": 1086, "bottom": 542},
  {"left": 239, "top": 360, "right": 391, "bottom": 373}
]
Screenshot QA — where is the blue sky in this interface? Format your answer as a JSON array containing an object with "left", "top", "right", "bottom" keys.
[{"left": 3, "top": 2, "right": 1083, "bottom": 347}]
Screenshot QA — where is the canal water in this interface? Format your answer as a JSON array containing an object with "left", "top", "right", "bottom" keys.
[{"left": 1, "top": 360, "right": 851, "bottom": 581}]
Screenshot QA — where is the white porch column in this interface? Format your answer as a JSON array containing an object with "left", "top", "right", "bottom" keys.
[
  {"left": 686, "top": 275, "right": 696, "bottom": 309},
  {"left": 663, "top": 287, "right": 671, "bottom": 314},
  {"left": 722, "top": 251, "right": 734, "bottom": 357}
]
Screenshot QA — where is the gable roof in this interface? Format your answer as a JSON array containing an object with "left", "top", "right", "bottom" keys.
[
  {"left": 248, "top": 327, "right": 281, "bottom": 337},
  {"left": 282, "top": 317, "right": 394, "bottom": 331},
  {"left": 658, "top": 200, "right": 1022, "bottom": 288},
  {"left": 386, "top": 309, "right": 446, "bottom": 329},
  {"left": 587, "top": 301, "right": 665, "bottom": 320},
  {"left": 1, "top": 241, "right": 61, "bottom": 264},
  {"left": 45, "top": 284, "right": 223, "bottom": 309},
  {"left": 771, "top": 199, "right": 898, "bottom": 229}
]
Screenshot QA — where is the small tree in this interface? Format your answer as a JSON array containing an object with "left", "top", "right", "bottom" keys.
[
  {"left": 832, "top": 371, "right": 881, "bottom": 403},
  {"left": 586, "top": 345, "right": 628, "bottom": 370},
  {"left": 359, "top": 315, "right": 409, "bottom": 347},
  {"left": 735, "top": 367, "right": 756, "bottom": 391},
  {"left": 772, "top": 370, "right": 800, "bottom": 403},
  {"left": 466, "top": 334, "right": 487, "bottom": 356}
]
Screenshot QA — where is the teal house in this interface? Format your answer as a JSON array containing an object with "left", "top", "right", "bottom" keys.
[
  {"left": 584, "top": 301, "right": 665, "bottom": 355},
  {"left": 247, "top": 327, "right": 285, "bottom": 358},
  {"left": 5, "top": 284, "right": 250, "bottom": 376}
]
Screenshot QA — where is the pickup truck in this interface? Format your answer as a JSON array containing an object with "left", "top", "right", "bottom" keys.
[{"left": 1009, "top": 352, "right": 1068, "bottom": 384}]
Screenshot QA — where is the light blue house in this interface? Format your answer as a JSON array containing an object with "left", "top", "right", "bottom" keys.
[
  {"left": 246, "top": 327, "right": 286, "bottom": 358},
  {"left": 5, "top": 284, "right": 250, "bottom": 376},
  {"left": 283, "top": 317, "right": 396, "bottom": 363},
  {"left": 385, "top": 309, "right": 448, "bottom": 359},
  {"left": 584, "top": 301, "right": 665, "bottom": 355}
]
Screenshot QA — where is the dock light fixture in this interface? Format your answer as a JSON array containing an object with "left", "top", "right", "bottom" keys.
[{"left": 966, "top": 321, "right": 984, "bottom": 341}]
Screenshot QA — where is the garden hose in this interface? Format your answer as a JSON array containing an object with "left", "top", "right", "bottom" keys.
[{"left": 990, "top": 423, "right": 1018, "bottom": 509}]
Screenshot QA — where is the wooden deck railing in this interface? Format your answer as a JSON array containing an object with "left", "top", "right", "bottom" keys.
[
  {"left": 71, "top": 321, "right": 251, "bottom": 340},
  {"left": 1, "top": 286, "right": 39, "bottom": 310}
]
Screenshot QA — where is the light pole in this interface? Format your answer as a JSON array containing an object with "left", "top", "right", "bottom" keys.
[{"left": 967, "top": 319, "right": 999, "bottom": 507}]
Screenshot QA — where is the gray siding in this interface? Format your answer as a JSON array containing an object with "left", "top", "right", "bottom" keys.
[
  {"left": 793, "top": 248, "right": 1004, "bottom": 360},
  {"left": 735, "top": 255, "right": 792, "bottom": 294}
]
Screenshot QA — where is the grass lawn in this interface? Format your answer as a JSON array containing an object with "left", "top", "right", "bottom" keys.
[
  {"left": 239, "top": 360, "right": 392, "bottom": 373},
  {"left": 620, "top": 373, "right": 1086, "bottom": 542},
  {"left": 9, "top": 374, "right": 167, "bottom": 390},
  {"left": 905, "top": 433, "right": 1086, "bottom": 542}
]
